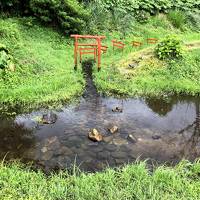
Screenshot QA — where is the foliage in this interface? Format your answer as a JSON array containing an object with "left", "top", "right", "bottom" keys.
[
  {"left": 0, "top": 0, "right": 19, "bottom": 11},
  {"left": 155, "top": 35, "right": 184, "bottom": 60},
  {"left": 0, "top": 0, "right": 29, "bottom": 14},
  {"left": 0, "top": 44, "right": 14, "bottom": 72},
  {"left": 0, "top": 19, "right": 20, "bottom": 41},
  {"left": 85, "top": 0, "right": 200, "bottom": 22},
  {"left": 29, "top": 0, "right": 89, "bottom": 34},
  {"left": 186, "top": 11, "right": 200, "bottom": 31},
  {"left": 85, "top": 1, "right": 135, "bottom": 36},
  {"left": 167, "top": 10, "right": 186, "bottom": 29},
  {"left": 1, "top": 160, "right": 200, "bottom": 199}
]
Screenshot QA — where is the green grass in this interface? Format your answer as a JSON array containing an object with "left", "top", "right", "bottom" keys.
[
  {"left": 1, "top": 160, "right": 200, "bottom": 200},
  {"left": 94, "top": 49, "right": 200, "bottom": 97},
  {"left": 0, "top": 17, "right": 85, "bottom": 112}
]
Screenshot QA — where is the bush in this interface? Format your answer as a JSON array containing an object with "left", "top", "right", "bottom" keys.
[
  {"left": 186, "top": 11, "right": 200, "bottom": 31},
  {"left": 0, "top": 0, "right": 29, "bottom": 13},
  {"left": 85, "top": 0, "right": 199, "bottom": 21},
  {"left": 29, "top": 0, "right": 89, "bottom": 34},
  {"left": 0, "top": 0, "right": 19, "bottom": 11},
  {"left": 0, "top": 19, "right": 20, "bottom": 41},
  {"left": 167, "top": 10, "right": 186, "bottom": 29},
  {"left": 155, "top": 35, "right": 184, "bottom": 60},
  {"left": 0, "top": 44, "right": 15, "bottom": 72}
]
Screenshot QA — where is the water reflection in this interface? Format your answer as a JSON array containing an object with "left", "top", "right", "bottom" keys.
[
  {"left": 0, "top": 119, "right": 35, "bottom": 160},
  {"left": 145, "top": 97, "right": 174, "bottom": 116},
  {"left": 178, "top": 100, "right": 200, "bottom": 160}
]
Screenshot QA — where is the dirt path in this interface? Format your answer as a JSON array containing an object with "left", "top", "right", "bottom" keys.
[
  {"left": 117, "top": 40, "right": 200, "bottom": 75},
  {"left": 186, "top": 41, "right": 200, "bottom": 50}
]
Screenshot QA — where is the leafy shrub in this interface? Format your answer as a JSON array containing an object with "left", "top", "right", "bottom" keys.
[
  {"left": 29, "top": 0, "right": 89, "bottom": 34},
  {"left": 155, "top": 35, "right": 184, "bottom": 60},
  {"left": 167, "top": 10, "right": 186, "bottom": 29},
  {"left": 0, "top": 0, "right": 29, "bottom": 13},
  {"left": 0, "top": 19, "right": 20, "bottom": 41},
  {"left": 0, "top": 0, "right": 19, "bottom": 11},
  {"left": 186, "top": 11, "right": 200, "bottom": 31},
  {"left": 85, "top": 0, "right": 199, "bottom": 22},
  {"left": 84, "top": 2, "right": 111, "bottom": 34},
  {"left": 0, "top": 44, "right": 15, "bottom": 71}
]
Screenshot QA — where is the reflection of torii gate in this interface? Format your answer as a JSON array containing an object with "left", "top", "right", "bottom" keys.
[{"left": 70, "top": 35, "right": 106, "bottom": 71}]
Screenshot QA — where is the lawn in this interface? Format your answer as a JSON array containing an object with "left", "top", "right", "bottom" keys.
[{"left": 1, "top": 160, "right": 200, "bottom": 200}]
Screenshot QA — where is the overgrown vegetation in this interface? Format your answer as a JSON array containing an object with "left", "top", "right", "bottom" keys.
[
  {"left": 29, "top": 0, "right": 89, "bottom": 34},
  {"left": 0, "top": 18, "right": 85, "bottom": 113},
  {"left": 1, "top": 0, "right": 200, "bottom": 34},
  {"left": 1, "top": 160, "right": 200, "bottom": 200}
]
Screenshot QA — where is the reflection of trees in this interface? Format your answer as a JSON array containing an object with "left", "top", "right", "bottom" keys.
[
  {"left": 178, "top": 100, "right": 200, "bottom": 159},
  {"left": 0, "top": 120, "right": 35, "bottom": 160},
  {"left": 145, "top": 97, "right": 175, "bottom": 116}
]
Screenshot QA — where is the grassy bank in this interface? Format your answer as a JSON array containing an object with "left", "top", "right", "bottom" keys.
[
  {"left": 0, "top": 15, "right": 200, "bottom": 112},
  {"left": 95, "top": 15, "right": 200, "bottom": 97},
  {"left": 93, "top": 15, "right": 200, "bottom": 97},
  {"left": 94, "top": 48, "right": 200, "bottom": 97},
  {"left": 1, "top": 160, "right": 200, "bottom": 200},
  {"left": 0, "top": 17, "right": 85, "bottom": 113}
]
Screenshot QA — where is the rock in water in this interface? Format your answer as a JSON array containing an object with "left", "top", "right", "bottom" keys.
[
  {"left": 112, "top": 107, "right": 123, "bottom": 113},
  {"left": 41, "top": 147, "right": 48, "bottom": 153},
  {"left": 108, "top": 126, "right": 119, "bottom": 134},
  {"left": 42, "top": 112, "right": 57, "bottom": 124},
  {"left": 127, "top": 134, "right": 137, "bottom": 143},
  {"left": 152, "top": 135, "right": 161, "bottom": 140},
  {"left": 88, "top": 129, "right": 103, "bottom": 142}
]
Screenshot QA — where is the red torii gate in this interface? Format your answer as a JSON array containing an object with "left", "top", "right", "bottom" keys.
[{"left": 70, "top": 35, "right": 106, "bottom": 71}]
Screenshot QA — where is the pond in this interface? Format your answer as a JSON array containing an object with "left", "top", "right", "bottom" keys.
[{"left": 0, "top": 62, "right": 200, "bottom": 172}]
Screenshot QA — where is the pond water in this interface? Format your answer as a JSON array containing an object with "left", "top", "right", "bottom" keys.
[{"left": 0, "top": 62, "right": 200, "bottom": 172}]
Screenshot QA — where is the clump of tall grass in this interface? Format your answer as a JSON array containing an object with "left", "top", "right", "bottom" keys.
[
  {"left": 167, "top": 10, "right": 186, "bottom": 29},
  {"left": 186, "top": 11, "right": 200, "bottom": 31}
]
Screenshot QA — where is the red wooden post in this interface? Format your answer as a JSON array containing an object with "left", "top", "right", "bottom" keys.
[
  {"left": 74, "top": 36, "right": 78, "bottom": 70},
  {"left": 97, "top": 38, "right": 101, "bottom": 71}
]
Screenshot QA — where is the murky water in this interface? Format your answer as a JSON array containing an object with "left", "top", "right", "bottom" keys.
[{"left": 0, "top": 61, "right": 200, "bottom": 172}]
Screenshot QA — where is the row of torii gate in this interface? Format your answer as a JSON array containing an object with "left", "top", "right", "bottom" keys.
[{"left": 70, "top": 34, "right": 158, "bottom": 71}]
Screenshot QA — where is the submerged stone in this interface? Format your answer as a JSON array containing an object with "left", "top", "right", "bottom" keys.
[
  {"left": 127, "top": 134, "right": 137, "bottom": 143},
  {"left": 152, "top": 135, "right": 161, "bottom": 140},
  {"left": 88, "top": 129, "right": 103, "bottom": 142},
  {"left": 41, "top": 147, "right": 48, "bottom": 153},
  {"left": 112, "top": 107, "right": 123, "bottom": 113},
  {"left": 42, "top": 112, "right": 57, "bottom": 124},
  {"left": 108, "top": 126, "right": 119, "bottom": 134}
]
